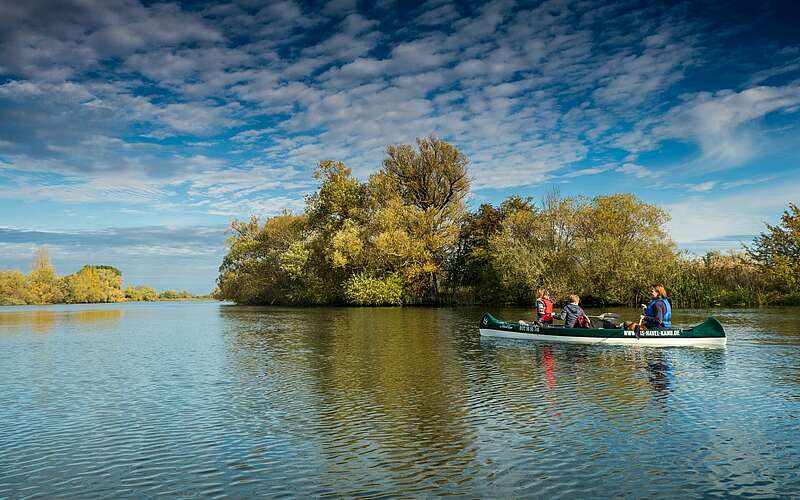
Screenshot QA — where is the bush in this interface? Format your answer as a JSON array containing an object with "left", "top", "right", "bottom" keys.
[
  {"left": 125, "top": 286, "right": 158, "bottom": 301},
  {"left": 158, "top": 290, "right": 194, "bottom": 300},
  {"left": 344, "top": 273, "right": 404, "bottom": 306}
]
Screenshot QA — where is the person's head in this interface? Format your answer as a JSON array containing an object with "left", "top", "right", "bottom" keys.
[
  {"left": 650, "top": 284, "right": 668, "bottom": 299},
  {"left": 569, "top": 294, "right": 580, "bottom": 304},
  {"left": 536, "top": 288, "right": 546, "bottom": 300}
]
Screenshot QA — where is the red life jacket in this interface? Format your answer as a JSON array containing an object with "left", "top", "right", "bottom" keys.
[{"left": 538, "top": 298, "right": 554, "bottom": 322}]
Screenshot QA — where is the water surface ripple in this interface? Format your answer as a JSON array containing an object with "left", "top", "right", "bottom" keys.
[{"left": 1, "top": 303, "right": 798, "bottom": 497}]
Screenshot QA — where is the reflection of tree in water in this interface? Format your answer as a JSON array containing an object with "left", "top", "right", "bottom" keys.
[
  {"left": 218, "top": 306, "right": 477, "bottom": 494},
  {"left": 310, "top": 308, "right": 476, "bottom": 493},
  {"left": 0, "top": 308, "right": 123, "bottom": 334},
  {"left": 218, "top": 306, "right": 323, "bottom": 426},
  {"left": 68, "top": 309, "right": 123, "bottom": 324},
  {"left": 0, "top": 310, "right": 57, "bottom": 333},
  {"left": 216, "top": 305, "right": 333, "bottom": 491}
]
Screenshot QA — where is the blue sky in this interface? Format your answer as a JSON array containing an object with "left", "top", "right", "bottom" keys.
[{"left": 1, "top": 0, "right": 799, "bottom": 293}]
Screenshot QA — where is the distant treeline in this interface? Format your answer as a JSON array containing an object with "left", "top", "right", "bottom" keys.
[
  {"left": 0, "top": 249, "right": 207, "bottom": 306},
  {"left": 215, "top": 137, "right": 799, "bottom": 308}
]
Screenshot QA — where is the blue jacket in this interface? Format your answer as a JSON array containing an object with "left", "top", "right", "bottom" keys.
[
  {"left": 644, "top": 298, "right": 672, "bottom": 328},
  {"left": 553, "top": 303, "right": 587, "bottom": 328}
]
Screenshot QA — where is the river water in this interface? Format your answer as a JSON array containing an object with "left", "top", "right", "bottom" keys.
[{"left": 1, "top": 302, "right": 798, "bottom": 498}]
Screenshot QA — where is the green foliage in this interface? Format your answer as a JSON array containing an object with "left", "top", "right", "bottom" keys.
[
  {"left": 368, "top": 136, "right": 471, "bottom": 302},
  {"left": 125, "top": 286, "right": 158, "bottom": 301},
  {"left": 0, "top": 270, "right": 29, "bottom": 305},
  {"left": 27, "top": 247, "right": 64, "bottom": 304},
  {"left": 0, "top": 248, "right": 170, "bottom": 306},
  {"left": 216, "top": 213, "right": 330, "bottom": 305},
  {"left": 345, "top": 273, "right": 404, "bottom": 306},
  {"left": 748, "top": 203, "right": 800, "bottom": 292},
  {"left": 158, "top": 290, "right": 194, "bottom": 299},
  {"left": 575, "top": 193, "right": 674, "bottom": 304},
  {"left": 63, "top": 265, "right": 124, "bottom": 303},
  {"left": 448, "top": 203, "right": 506, "bottom": 303},
  {"left": 214, "top": 137, "right": 799, "bottom": 309},
  {"left": 216, "top": 137, "right": 471, "bottom": 306},
  {"left": 90, "top": 265, "right": 122, "bottom": 276}
]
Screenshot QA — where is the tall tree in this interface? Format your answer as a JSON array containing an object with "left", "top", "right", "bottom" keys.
[
  {"left": 27, "top": 247, "right": 63, "bottom": 304},
  {"left": 371, "top": 136, "right": 470, "bottom": 302},
  {"left": 576, "top": 194, "right": 674, "bottom": 305},
  {"left": 748, "top": 202, "right": 800, "bottom": 291},
  {"left": 305, "top": 160, "right": 368, "bottom": 287}
]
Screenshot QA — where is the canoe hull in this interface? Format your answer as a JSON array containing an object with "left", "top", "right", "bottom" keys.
[
  {"left": 479, "top": 313, "right": 726, "bottom": 347},
  {"left": 479, "top": 328, "right": 727, "bottom": 346}
]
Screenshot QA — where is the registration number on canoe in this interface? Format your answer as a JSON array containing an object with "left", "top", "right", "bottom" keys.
[{"left": 623, "top": 330, "right": 681, "bottom": 337}]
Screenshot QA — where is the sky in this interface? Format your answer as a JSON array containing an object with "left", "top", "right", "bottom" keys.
[{"left": 1, "top": 0, "right": 799, "bottom": 293}]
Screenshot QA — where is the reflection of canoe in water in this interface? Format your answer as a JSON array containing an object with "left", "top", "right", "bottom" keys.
[{"left": 479, "top": 313, "right": 726, "bottom": 347}]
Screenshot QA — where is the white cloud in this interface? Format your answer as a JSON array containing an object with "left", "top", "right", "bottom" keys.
[
  {"left": 322, "top": 0, "right": 358, "bottom": 17},
  {"left": 688, "top": 181, "right": 717, "bottom": 192},
  {"left": 615, "top": 163, "right": 656, "bottom": 178},
  {"left": 635, "top": 84, "right": 800, "bottom": 169},
  {"left": 230, "top": 128, "right": 273, "bottom": 144},
  {"left": 664, "top": 178, "right": 800, "bottom": 245},
  {"left": 720, "top": 175, "right": 777, "bottom": 190},
  {"left": 415, "top": 3, "right": 460, "bottom": 26}
]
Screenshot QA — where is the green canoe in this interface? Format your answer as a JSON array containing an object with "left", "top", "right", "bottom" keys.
[{"left": 479, "top": 313, "right": 726, "bottom": 347}]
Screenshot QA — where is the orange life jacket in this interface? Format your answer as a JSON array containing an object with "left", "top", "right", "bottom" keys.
[{"left": 538, "top": 298, "right": 554, "bottom": 322}]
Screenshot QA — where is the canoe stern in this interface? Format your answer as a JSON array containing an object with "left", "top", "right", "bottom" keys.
[{"left": 688, "top": 316, "right": 726, "bottom": 338}]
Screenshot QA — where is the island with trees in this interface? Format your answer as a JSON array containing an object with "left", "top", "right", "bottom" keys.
[
  {"left": 216, "top": 137, "right": 799, "bottom": 308},
  {"left": 0, "top": 248, "right": 208, "bottom": 306}
]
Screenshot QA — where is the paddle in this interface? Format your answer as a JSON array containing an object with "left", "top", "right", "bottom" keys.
[{"left": 635, "top": 314, "right": 644, "bottom": 339}]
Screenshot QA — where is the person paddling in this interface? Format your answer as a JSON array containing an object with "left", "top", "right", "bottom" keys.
[
  {"left": 641, "top": 285, "right": 672, "bottom": 329},
  {"left": 553, "top": 294, "right": 590, "bottom": 328},
  {"left": 535, "top": 288, "right": 554, "bottom": 325}
]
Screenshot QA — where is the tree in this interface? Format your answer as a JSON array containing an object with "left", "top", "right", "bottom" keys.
[
  {"left": 27, "top": 247, "right": 63, "bottom": 304},
  {"left": 488, "top": 193, "right": 587, "bottom": 303},
  {"left": 216, "top": 213, "right": 325, "bottom": 304},
  {"left": 214, "top": 139, "right": 799, "bottom": 307},
  {"left": 0, "top": 270, "right": 29, "bottom": 305},
  {"left": 369, "top": 136, "right": 470, "bottom": 302},
  {"left": 487, "top": 192, "right": 675, "bottom": 305},
  {"left": 64, "top": 265, "right": 124, "bottom": 303},
  {"left": 305, "top": 160, "right": 368, "bottom": 295},
  {"left": 575, "top": 194, "right": 674, "bottom": 305},
  {"left": 158, "top": 290, "right": 194, "bottom": 299},
  {"left": 381, "top": 136, "right": 469, "bottom": 218},
  {"left": 449, "top": 203, "right": 506, "bottom": 302},
  {"left": 748, "top": 202, "right": 800, "bottom": 291},
  {"left": 125, "top": 286, "right": 158, "bottom": 301}
]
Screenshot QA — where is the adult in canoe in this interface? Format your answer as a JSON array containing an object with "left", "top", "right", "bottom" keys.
[
  {"left": 641, "top": 284, "right": 672, "bottom": 328},
  {"left": 535, "top": 288, "right": 554, "bottom": 325},
  {"left": 552, "top": 294, "right": 590, "bottom": 328}
]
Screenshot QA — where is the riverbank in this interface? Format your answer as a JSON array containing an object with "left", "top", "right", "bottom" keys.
[
  {"left": 0, "top": 298, "right": 217, "bottom": 307},
  {"left": 0, "top": 252, "right": 211, "bottom": 306}
]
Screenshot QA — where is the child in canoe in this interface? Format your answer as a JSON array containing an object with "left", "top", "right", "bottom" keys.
[
  {"left": 553, "top": 294, "right": 591, "bottom": 328},
  {"left": 535, "top": 288, "right": 554, "bottom": 325}
]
